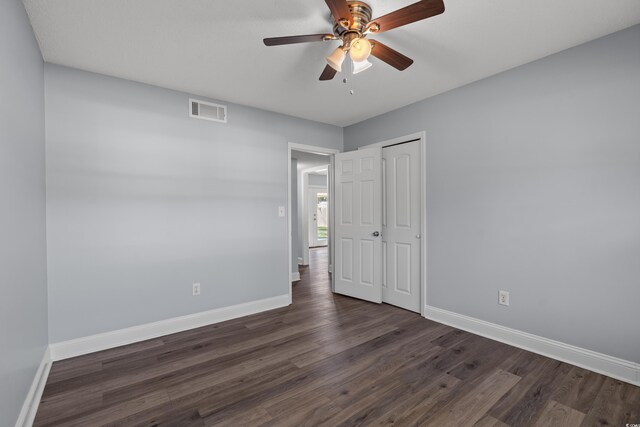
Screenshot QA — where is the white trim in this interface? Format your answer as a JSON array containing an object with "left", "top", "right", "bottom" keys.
[
  {"left": 50, "top": 295, "right": 289, "bottom": 361},
  {"left": 289, "top": 142, "right": 339, "bottom": 156},
  {"left": 288, "top": 142, "right": 339, "bottom": 305},
  {"left": 15, "top": 347, "right": 51, "bottom": 427},
  {"left": 425, "top": 305, "right": 640, "bottom": 386},
  {"left": 357, "top": 131, "right": 425, "bottom": 150},
  {"left": 301, "top": 172, "right": 310, "bottom": 266},
  {"left": 291, "top": 272, "right": 301, "bottom": 282},
  {"left": 329, "top": 160, "right": 335, "bottom": 291},
  {"left": 357, "top": 131, "right": 427, "bottom": 315},
  {"left": 420, "top": 132, "right": 427, "bottom": 316},
  {"left": 288, "top": 147, "right": 293, "bottom": 304}
]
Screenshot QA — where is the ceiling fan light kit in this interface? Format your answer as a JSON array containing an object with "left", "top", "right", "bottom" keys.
[
  {"left": 263, "top": 0, "right": 445, "bottom": 81},
  {"left": 352, "top": 58, "right": 373, "bottom": 74},
  {"left": 348, "top": 37, "right": 372, "bottom": 62},
  {"left": 326, "top": 47, "right": 347, "bottom": 72}
]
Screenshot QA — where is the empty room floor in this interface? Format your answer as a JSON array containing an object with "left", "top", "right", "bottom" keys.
[{"left": 34, "top": 247, "right": 640, "bottom": 426}]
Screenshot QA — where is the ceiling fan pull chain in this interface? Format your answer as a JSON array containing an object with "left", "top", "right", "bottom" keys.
[{"left": 342, "top": 77, "right": 354, "bottom": 95}]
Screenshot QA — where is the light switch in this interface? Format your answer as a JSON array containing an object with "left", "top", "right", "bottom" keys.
[{"left": 278, "top": 206, "right": 286, "bottom": 217}]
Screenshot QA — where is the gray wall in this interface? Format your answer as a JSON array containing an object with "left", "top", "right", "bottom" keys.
[
  {"left": 344, "top": 25, "right": 640, "bottom": 363},
  {"left": 291, "top": 158, "right": 299, "bottom": 275},
  {"left": 45, "top": 64, "right": 342, "bottom": 342},
  {"left": 308, "top": 173, "right": 328, "bottom": 187},
  {"left": 0, "top": 0, "right": 49, "bottom": 424}
]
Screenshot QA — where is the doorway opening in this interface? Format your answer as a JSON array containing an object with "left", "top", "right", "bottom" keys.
[
  {"left": 288, "top": 143, "right": 339, "bottom": 304},
  {"left": 308, "top": 177, "right": 329, "bottom": 248}
]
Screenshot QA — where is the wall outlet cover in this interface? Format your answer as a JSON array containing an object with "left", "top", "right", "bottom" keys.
[
  {"left": 499, "top": 290, "right": 509, "bottom": 306},
  {"left": 193, "top": 283, "right": 201, "bottom": 296}
]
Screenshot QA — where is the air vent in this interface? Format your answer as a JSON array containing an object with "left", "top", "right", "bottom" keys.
[{"left": 189, "top": 99, "right": 227, "bottom": 123}]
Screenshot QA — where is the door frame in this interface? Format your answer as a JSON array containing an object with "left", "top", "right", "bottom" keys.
[
  {"left": 357, "top": 131, "right": 427, "bottom": 317},
  {"left": 288, "top": 142, "right": 339, "bottom": 305},
  {"left": 307, "top": 185, "right": 329, "bottom": 248}
]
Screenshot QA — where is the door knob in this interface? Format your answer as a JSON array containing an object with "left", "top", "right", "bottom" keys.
[
  {"left": 416, "top": 234, "right": 421, "bottom": 239},
  {"left": 373, "top": 231, "right": 380, "bottom": 237}
]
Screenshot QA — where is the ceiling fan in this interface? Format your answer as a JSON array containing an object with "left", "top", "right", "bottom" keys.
[{"left": 263, "top": 0, "right": 445, "bottom": 81}]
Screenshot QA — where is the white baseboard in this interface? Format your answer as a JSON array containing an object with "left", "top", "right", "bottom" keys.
[
  {"left": 424, "top": 305, "right": 639, "bottom": 387},
  {"left": 50, "top": 295, "right": 290, "bottom": 361},
  {"left": 291, "top": 272, "right": 300, "bottom": 282},
  {"left": 297, "top": 257, "right": 303, "bottom": 265},
  {"left": 15, "top": 347, "right": 51, "bottom": 427}
]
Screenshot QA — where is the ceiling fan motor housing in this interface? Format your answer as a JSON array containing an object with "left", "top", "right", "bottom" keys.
[{"left": 333, "top": 1, "right": 373, "bottom": 44}]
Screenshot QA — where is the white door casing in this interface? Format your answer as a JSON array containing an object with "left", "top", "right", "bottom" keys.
[
  {"left": 334, "top": 148, "right": 383, "bottom": 303},
  {"left": 288, "top": 142, "right": 340, "bottom": 304},
  {"left": 382, "top": 141, "right": 422, "bottom": 312}
]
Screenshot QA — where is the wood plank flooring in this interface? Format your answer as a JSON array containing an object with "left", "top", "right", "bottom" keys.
[{"left": 34, "top": 248, "right": 640, "bottom": 426}]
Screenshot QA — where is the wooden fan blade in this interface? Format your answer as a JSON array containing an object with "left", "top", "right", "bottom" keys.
[
  {"left": 325, "top": 0, "right": 352, "bottom": 25},
  {"left": 369, "top": 0, "right": 444, "bottom": 33},
  {"left": 319, "top": 64, "right": 338, "bottom": 81},
  {"left": 370, "top": 40, "right": 414, "bottom": 71},
  {"left": 263, "top": 34, "right": 334, "bottom": 46}
]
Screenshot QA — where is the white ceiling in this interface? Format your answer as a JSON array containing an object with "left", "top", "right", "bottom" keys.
[
  {"left": 23, "top": 0, "right": 640, "bottom": 127},
  {"left": 292, "top": 150, "right": 331, "bottom": 170}
]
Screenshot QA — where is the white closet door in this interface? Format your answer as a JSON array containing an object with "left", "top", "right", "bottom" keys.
[
  {"left": 334, "top": 148, "right": 383, "bottom": 303},
  {"left": 382, "top": 140, "right": 421, "bottom": 312}
]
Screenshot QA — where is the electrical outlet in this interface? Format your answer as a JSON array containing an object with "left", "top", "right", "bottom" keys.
[
  {"left": 192, "top": 283, "right": 201, "bottom": 296},
  {"left": 278, "top": 206, "right": 286, "bottom": 217},
  {"left": 499, "top": 290, "right": 509, "bottom": 306}
]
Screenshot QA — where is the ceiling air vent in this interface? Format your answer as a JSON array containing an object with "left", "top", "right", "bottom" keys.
[{"left": 189, "top": 99, "right": 227, "bottom": 123}]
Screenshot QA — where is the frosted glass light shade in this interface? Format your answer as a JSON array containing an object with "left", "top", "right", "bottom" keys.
[
  {"left": 349, "top": 38, "right": 372, "bottom": 62},
  {"left": 326, "top": 47, "right": 346, "bottom": 72},
  {"left": 352, "top": 58, "right": 372, "bottom": 74}
]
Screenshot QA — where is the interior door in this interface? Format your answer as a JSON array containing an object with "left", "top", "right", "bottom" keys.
[
  {"left": 334, "top": 148, "right": 383, "bottom": 303},
  {"left": 309, "top": 188, "right": 329, "bottom": 247},
  {"left": 382, "top": 140, "right": 421, "bottom": 312}
]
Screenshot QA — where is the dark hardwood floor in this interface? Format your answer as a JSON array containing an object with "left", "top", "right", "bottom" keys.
[{"left": 35, "top": 248, "right": 640, "bottom": 426}]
